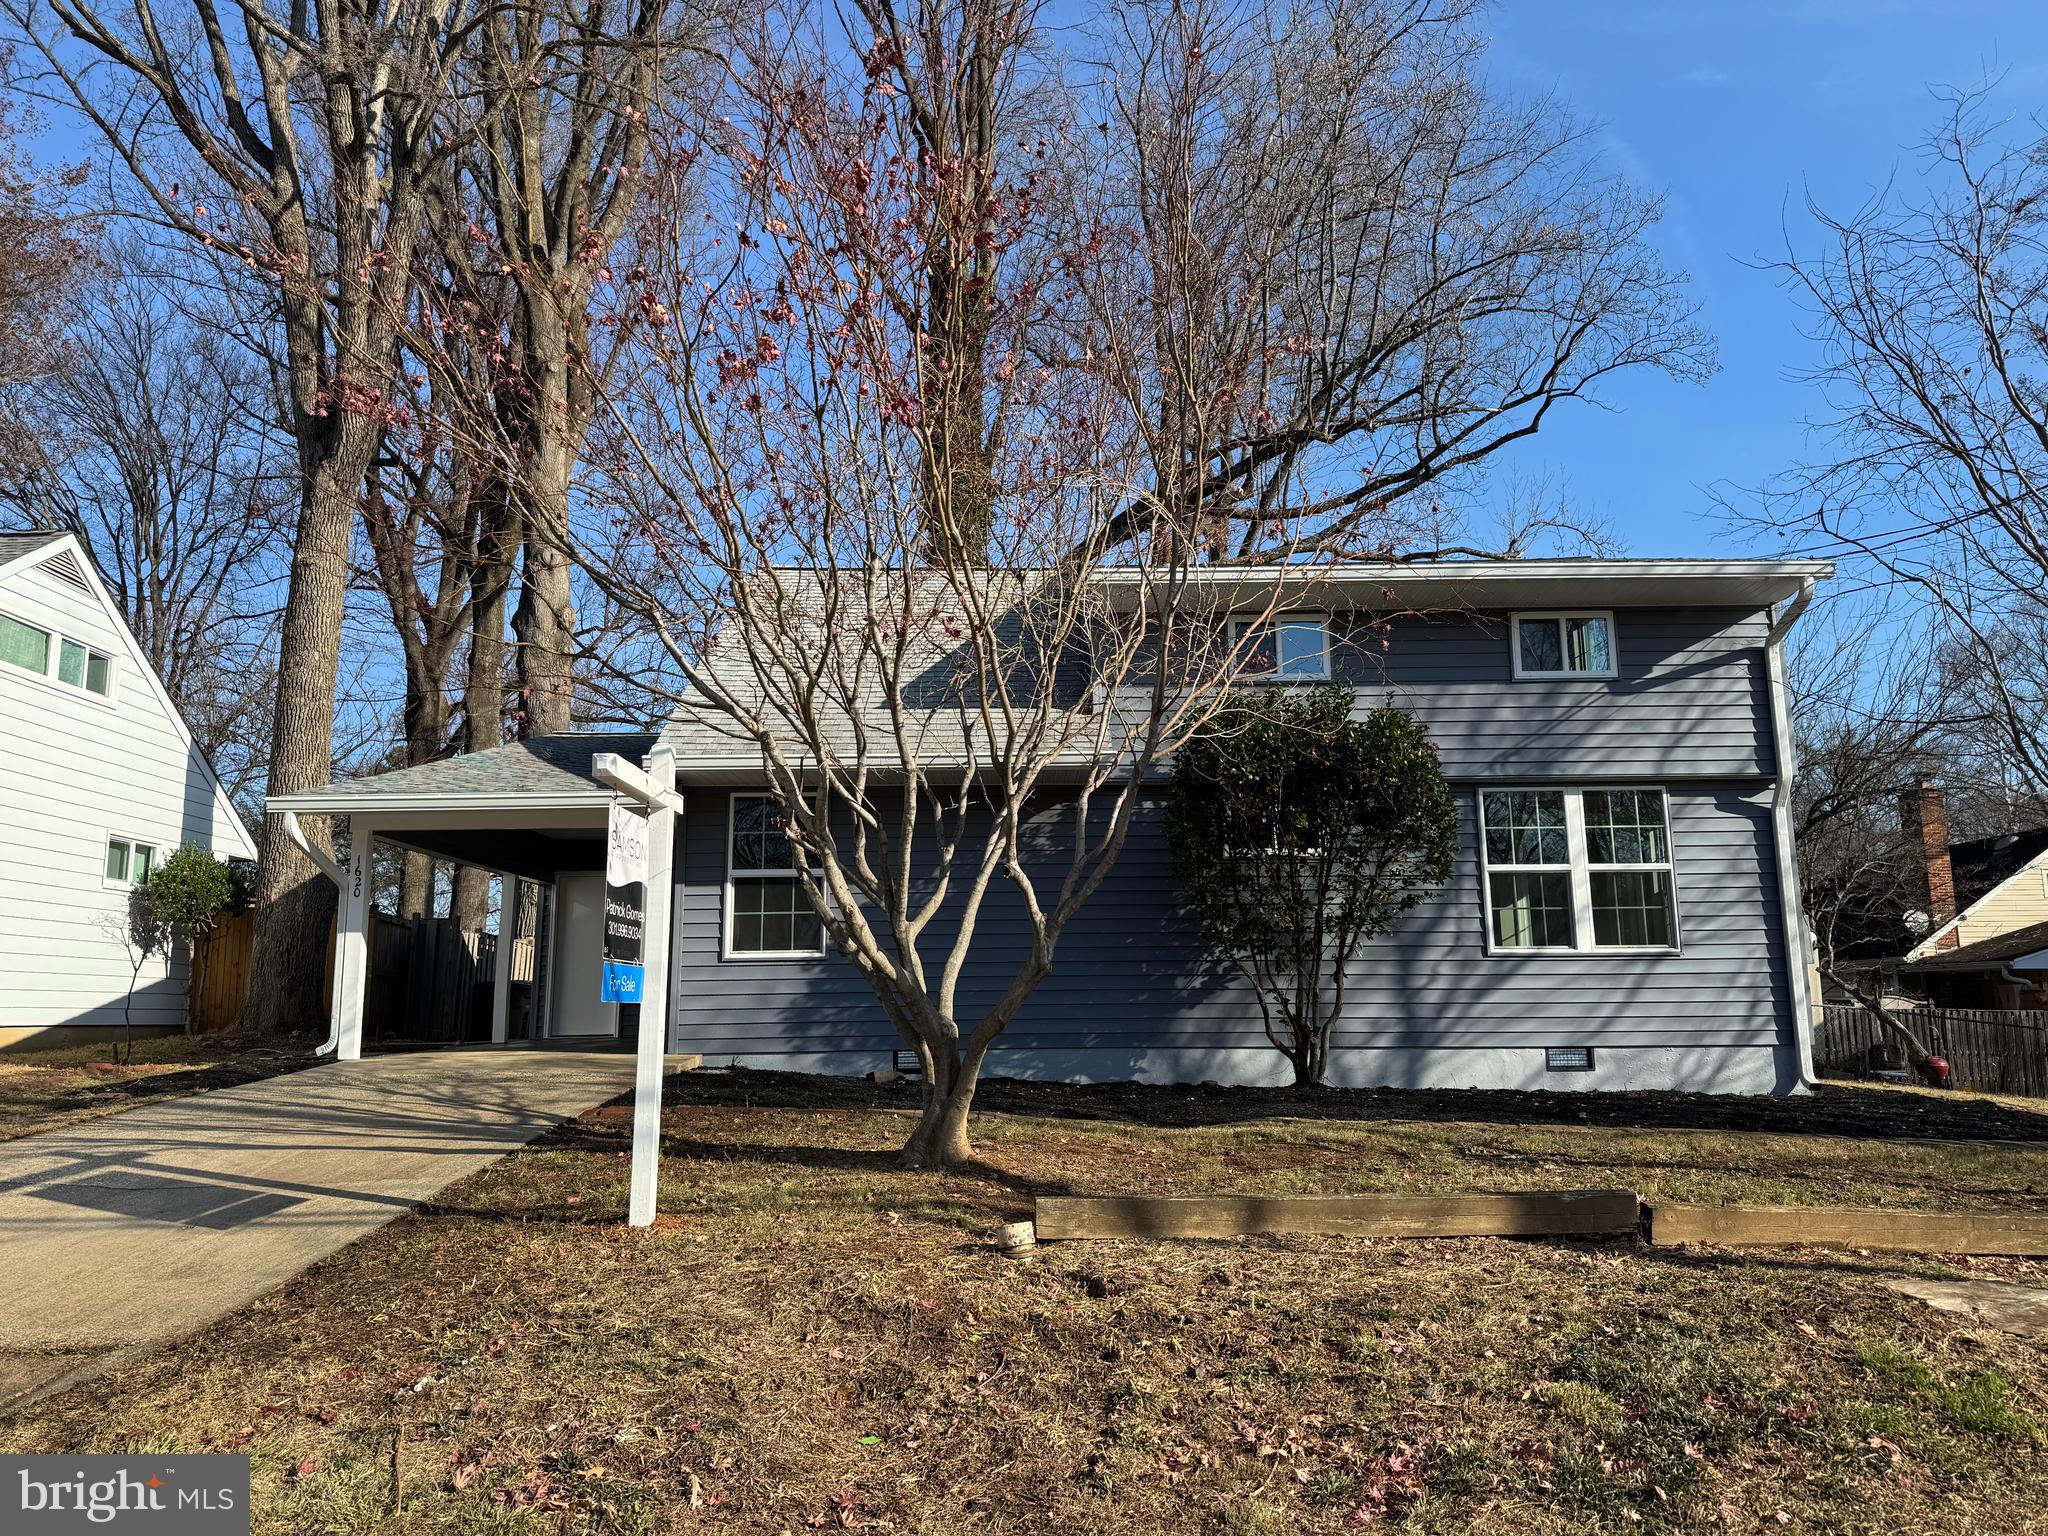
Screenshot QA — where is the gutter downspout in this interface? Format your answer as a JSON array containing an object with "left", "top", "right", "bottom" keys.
[
  {"left": 1765, "top": 579, "right": 1819, "bottom": 1089},
  {"left": 281, "top": 811, "right": 349, "bottom": 1057}
]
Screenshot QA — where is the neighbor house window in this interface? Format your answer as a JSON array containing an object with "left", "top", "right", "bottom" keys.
[
  {"left": 0, "top": 611, "right": 111, "bottom": 695},
  {"left": 1480, "top": 788, "right": 1678, "bottom": 952},
  {"left": 726, "top": 792, "right": 824, "bottom": 958},
  {"left": 1511, "top": 612, "right": 1614, "bottom": 679},
  {"left": 0, "top": 613, "right": 51, "bottom": 675},
  {"left": 1231, "top": 614, "right": 1331, "bottom": 680},
  {"left": 105, "top": 836, "right": 157, "bottom": 888}
]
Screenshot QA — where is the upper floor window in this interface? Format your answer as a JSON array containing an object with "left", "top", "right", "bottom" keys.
[
  {"left": 726, "top": 792, "right": 825, "bottom": 958},
  {"left": 1230, "top": 614, "right": 1331, "bottom": 681},
  {"left": 1480, "top": 787, "right": 1677, "bottom": 953},
  {"left": 0, "top": 611, "right": 112, "bottom": 696},
  {"left": 1511, "top": 612, "right": 1614, "bottom": 679},
  {"left": 105, "top": 836, "right": 157, "bottom": 889}
]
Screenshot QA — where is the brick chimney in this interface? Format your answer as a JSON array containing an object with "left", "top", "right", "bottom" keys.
[{"left": 1899, "top": 780, "right": 1959, "bottom": 948}]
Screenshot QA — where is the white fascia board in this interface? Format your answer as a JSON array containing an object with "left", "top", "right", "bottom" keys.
[
  {"left": 265, "top": 791, "right": 613, "bottom": 815},
  {"left": 1089, "top": 559, "right": 1837, "bottom": 612}
]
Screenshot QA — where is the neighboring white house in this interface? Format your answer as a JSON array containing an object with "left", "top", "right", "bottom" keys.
[{"left": 0, "top": 532, "right": 257, "bottom": 1049}]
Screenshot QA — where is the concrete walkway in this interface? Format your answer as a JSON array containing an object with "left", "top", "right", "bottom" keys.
[{"left": 0, "top": 1049, "right": 634, "bottom": 1413}]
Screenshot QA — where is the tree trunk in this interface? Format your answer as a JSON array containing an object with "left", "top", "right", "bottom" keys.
[
  {"left": 236, "top": 456, "right": 364, "bottom": 1038},
  {"left": 399, "top": 854, "right": 434, "bottom": 919},
  {"left": 452, "top": 868, "right": 490, "bottom": 932},
  {"left": 1834, "top": 970, "right": 1948, "bottom": 1086},
  {"left": 900, "top": 1049, "right": 977, "bottom": 1169},
  {"left": 512, "top": 475, "right": 575, "bottom": 736}
]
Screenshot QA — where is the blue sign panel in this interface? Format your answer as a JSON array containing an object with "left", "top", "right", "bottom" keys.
[{"left": 601, "top": 960, "right": 645, "bottom": 1004}]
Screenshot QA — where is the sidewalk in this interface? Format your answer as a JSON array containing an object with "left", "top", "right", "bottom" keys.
[{"left": 0, "top": 1048, "right": 634, "bottom": 1413}]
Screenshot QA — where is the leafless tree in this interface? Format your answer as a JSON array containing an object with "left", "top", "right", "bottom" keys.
[
  {"left": 5, "top": 0, "right": 494, "bottom": 1034},
  {"left": 573, "top": 0, "right": 1703, "bottom": 1166},
  {"left": 1789, "top": 603, "right": 1966, "bottom": 1080},
  {"left": 0, "top": 248, "right": 289, "bottom": 804},
  {"left": 1765, "top": 84, "right": 2048, "bottom": 801},
  {"left": 1066, "top": 0, "right": 1713, "bottom": 564}
]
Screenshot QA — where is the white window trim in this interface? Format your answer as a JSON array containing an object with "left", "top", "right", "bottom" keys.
[
  {"left": 1229, "top": 611, "right": 1333, "bottom": 682},
  {"left": 102, "top": 833, "right": 161, "bottom": 891},
  {"left": 1477, "top": 786, "right": 1683, "bottom": 957},
  {"left": 722, "top": 790, "right": 828, "bottom": 961},
  {"left": 1508, "top": 610, "right": 1618, "bottom": 681},
  {"left": 0, "top": 607, "right": 118, "bottom": 705}
]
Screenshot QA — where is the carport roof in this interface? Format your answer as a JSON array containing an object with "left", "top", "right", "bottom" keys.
[{"left": 267, "top": 732, "right": 658, "bottom": 813}]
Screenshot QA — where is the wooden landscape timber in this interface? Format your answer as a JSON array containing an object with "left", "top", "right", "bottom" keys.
[
  {"left": 1032, "top": 1190, "right": 1641, "bottom": 1241},
  {"left": 1648, "top": 1203, "right": 2048, "bottom": 1256}
]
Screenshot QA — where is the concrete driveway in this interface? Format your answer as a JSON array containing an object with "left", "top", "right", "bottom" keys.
[{"left": 0, "top": 1048, "right": 635, "bottom": 1413}]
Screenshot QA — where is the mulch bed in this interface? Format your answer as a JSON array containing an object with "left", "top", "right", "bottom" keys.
[{"left": 661, "top": 1064, "right": 2048, "bottom": 1143}]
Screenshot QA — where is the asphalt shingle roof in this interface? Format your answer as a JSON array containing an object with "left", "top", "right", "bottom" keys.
[
  {"left": 1905, "top": 918, "right": 2048, "bottom": 971},
  {"left": 0, "top": 531, "right": 68, "bottom": 561},
  {"left": 299, "top": 732, "right": 658, "bottom": 802}
]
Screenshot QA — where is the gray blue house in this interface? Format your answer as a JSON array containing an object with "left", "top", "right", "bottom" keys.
[{"left": 268, "top": 558, "right": 1830, "bottom": 1094}]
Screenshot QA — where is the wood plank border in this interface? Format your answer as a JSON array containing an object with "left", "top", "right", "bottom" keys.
[
  {"left": 1034, "top": 1190, "right": 1640, "bottom": 1241},
  {"left": 1648, "top": 1204, "right": 2048, "bottom": 1256}
]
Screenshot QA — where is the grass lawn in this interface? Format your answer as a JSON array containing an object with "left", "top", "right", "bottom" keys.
[
  {"left": 9, "top": 1071, "right": 2048, "bottom": 1534},
  {"left": 0, "top": 1036, "right": 311, "bottom": 1142}
]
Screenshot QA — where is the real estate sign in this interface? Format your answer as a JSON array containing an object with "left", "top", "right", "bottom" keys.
[{"left": 602, "top": 799, "right": 648, "bottom": 1003}]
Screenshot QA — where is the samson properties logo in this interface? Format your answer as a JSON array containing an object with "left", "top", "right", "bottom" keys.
[{"left": 3, "top": 1455, "right": 249, "bottom": 1534}]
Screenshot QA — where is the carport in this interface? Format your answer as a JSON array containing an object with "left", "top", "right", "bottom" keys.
[{"left": 265, "top": 732, "right": 683, "bottom": 1225}]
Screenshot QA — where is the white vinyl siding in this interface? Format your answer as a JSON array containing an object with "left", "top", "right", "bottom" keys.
[{"left": 0, "top": 552, "right": 250, "bottom": 1036}]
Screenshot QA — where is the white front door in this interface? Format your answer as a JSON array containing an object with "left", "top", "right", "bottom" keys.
[{"left": 550, "top": 873, "right": 621, "bottom": 1038}]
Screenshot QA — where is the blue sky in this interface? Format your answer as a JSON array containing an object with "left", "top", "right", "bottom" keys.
[{"left": 1481, "top": 0, "right": 2048, "bottom": 557}]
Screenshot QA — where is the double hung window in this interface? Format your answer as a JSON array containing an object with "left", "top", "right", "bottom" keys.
[
  {"left": 726, "top": 793, "right": 825, "bottom": 957},
  {"left": 1480, "top": 788, "right": 1678, "bottom": 952}
]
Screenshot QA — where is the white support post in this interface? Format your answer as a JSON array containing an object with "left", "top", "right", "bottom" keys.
[
  {"left": 490, "top": 875, "right": 515, "bottom": 1045},
  {"left": 332, "top": 820, "right": 373, "bottom": 1061},
  {"left": 627, "top": 746, "right": 677, "bottom": 1228}
]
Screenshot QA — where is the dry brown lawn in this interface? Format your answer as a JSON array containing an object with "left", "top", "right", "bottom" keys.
[
  {"left": 8, "top": 1070, "right": 2048, "bottom": 1535},
  {"left": 0, "top": 1036, "right": 308, "bottom": 1142}
]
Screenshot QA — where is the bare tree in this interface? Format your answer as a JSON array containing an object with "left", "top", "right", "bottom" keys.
[
  {"left": 1788, "top": 604, "right": 1964, "bottom": 1081},
  {"left": 1068, "top": 0, "right": 1712, "bottom": 565},
  {"left": 0, "top": 247, "right": 289, "bottom": 803},
  {"left": 574, "top": 0, "right": 1703, "bottom": 1165},
  {"left": 1766, "top": 84, "right": 2048, "bottom": 800},
  {"left": 6, "top": 0, "right": 491, "bottom": 1033},
  {"left": 0, "top": 42, "right": 84, "bottom": 415}
]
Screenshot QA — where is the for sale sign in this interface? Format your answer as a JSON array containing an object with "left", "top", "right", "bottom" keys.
[{"left": 602, "top": 798, "right": 648, "bottom": 1003}]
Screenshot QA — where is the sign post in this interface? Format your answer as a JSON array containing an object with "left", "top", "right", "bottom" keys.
[{"left": 602, "top": 799, "right": 648, "bottom": 1005}]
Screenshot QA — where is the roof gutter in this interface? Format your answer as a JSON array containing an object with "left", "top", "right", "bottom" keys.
[{"left": 1765, "top": 578, "right": 1820, "bottom": 1089}]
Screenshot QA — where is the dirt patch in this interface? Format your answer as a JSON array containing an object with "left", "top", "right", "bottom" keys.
[{"left": 662, "top": 1064, "right": 2048, "bottom": 1144}]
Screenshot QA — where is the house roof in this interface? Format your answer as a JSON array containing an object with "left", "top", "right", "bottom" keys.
[
  {"left": 1951, "top": 826, "right": 2048, "bottom": 910},
  {"left": 1903, "top": 918, "right": 2048, "bottom": 972},
  {"left": 1090, "top": 557, "right": 1834, "bottom": 612},
  {"left": 267, "top": 732, "right": 659, "bottom": 813},
  {"left": 274, "top": 555, "right": 1834, "bottom": 805},
  {"left": 0, "top": 530, "right": 67, "bottom": 558}
]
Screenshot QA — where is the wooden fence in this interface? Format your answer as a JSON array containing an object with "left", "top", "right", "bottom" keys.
[
  {"left": 191, "top": 909, "right": 521, "bottom": 1042},
  {"left": 1815, "top": 1003, "right": 2048, "bottom": 1099}
]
